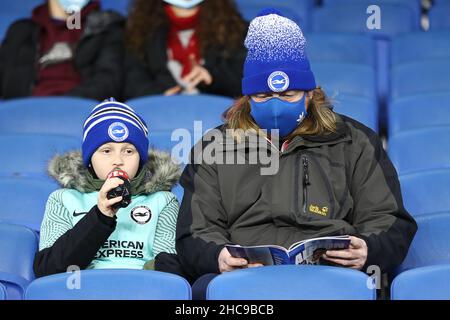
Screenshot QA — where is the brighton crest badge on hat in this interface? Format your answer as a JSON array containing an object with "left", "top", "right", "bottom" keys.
[
  {"left": 268, "top": 71, "right": 290, "bottom": 92},
  {"left": 108, "top": 122, "right": 129, "bottom": 142}
]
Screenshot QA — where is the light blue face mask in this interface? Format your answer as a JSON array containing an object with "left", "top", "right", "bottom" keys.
[
  {"left": 250, "top": 95, "right": 307, "bottom": 138},
  {"left": 163, "top": 0, "right": 204, "bottom": 9},
  {"left": 58, "top": 0, "right": 90, "bottom": 13}
]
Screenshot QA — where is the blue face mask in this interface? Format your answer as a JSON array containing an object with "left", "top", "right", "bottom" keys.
[
  {"left": 58, "top": 0, "right": 90, "bottom": 13},
  {"left": 163, "top": 0, "right": 204, "bottom": 9},
  {"left": 250, "top": 95, "right": 307, "bottom": 138}
]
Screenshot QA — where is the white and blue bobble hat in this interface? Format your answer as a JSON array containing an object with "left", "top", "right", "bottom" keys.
[
  {"left": 242, "top": 8, "right": 316, "bottom": 95},
  {"left": 82, "top": 98, "right": 149, "bottom": 167}
]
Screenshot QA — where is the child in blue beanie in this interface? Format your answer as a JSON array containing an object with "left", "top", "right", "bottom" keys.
[{"left": 34, "top": 99, "right": 182, "bottom": 277}]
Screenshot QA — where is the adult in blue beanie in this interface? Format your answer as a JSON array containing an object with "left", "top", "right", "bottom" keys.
[{"left": 172, "top": 9, "right": 417, "bottom": 300}]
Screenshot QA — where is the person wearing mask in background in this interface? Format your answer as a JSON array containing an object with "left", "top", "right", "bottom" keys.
[
  {"left": 0, "top": 0, "right": 124, "bottom": 100},
  {"left": 124, "top": 0, "right": 247, "bottom": 99}
]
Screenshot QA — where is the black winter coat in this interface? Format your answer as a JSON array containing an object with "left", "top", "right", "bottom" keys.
[
  {"left": 124, "top": 27, "right": 246, "bottom": 99},
  {"left": 0, "top": 10, "right": 125, "bottom": 100},
  {"left": 176, "top": 114, "right": 417, "bottom": 280}
]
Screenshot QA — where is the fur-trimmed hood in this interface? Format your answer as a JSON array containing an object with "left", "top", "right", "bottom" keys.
[{"left": 48, "top": 150, "right": 182, "bottom": 194}]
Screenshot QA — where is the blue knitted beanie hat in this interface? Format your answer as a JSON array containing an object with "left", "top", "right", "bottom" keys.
[
  {"left": 242, "top": 8, "right": 316, "bottom": 95},
  {"left": 82, "top": 98, "right": 149, "bottom": 167}
]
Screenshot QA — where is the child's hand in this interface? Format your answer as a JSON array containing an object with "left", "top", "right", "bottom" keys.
[{"left": 97, "top": 177, "right": 124, "bottom": 217}]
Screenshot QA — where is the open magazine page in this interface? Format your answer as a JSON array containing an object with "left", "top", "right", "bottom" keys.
[
  {"left": 268, "top": 247, "right": 292, "bottom": 265},
  {"left": 292, "top": 237, "right": 351, "bottom": 265},
  {"left": 226, "top": 236, "right": 351, "bottom": 265},
  {"left": 226, "top": 245, "right": 290, "bottom": 265}
]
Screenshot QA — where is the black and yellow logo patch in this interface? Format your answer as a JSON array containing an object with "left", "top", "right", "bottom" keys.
[{"left": 309, "top": 205, "right": 329, "bottom": 217}]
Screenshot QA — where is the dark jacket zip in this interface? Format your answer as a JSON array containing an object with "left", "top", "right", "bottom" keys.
[
  {"left": 302, "top": 157, "right": 310, "bottom": 214},
  {"left": 307, "top": 153, "right": 336, "bottom": 216}
]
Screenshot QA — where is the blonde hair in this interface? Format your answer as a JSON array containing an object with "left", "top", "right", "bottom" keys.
[{"left": 224, "top": 87, "right": 337, "bottom": 140}]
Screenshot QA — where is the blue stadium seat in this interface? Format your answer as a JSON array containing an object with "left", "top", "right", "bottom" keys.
[
  {"left": 0, "top": 97, "right": 96, "bottom": 137},
  {"left": 0, "top": 223, "right": 38, "bottom": 300},
  {"left": 313, "top": 3, "right": 419, "bottom": 110},
  {"left": 429, "top": 4, "right": 450, "bottom": 30},
  {"left": 391, "top": 61, "right": 450, "bottom": 100},
  {"left": 25, "top": 269, "right": 192, "bottom": 300},
  {"left": 396, "top": 213, "right": 450, "bottom": 275},
  {"left": 0, "top": 283, "right": 6, "bottom": 300},
  {"left": 150, "top": 130, "right": 199, "bottom": 166},
  {"left": 307, "top": 33, "right": 376, "bottom": 68},
  {"left": 391, "top": 265, "right": 450, "bottom": 300},
  {"left": 321, "top": 0, "right": 422, "bottom": 24},
  {"left": 206, "top": 265, "right": 376, "bottom": 300},
  {"left": 234, "top": 0, "right": 314, "bottom": 31},
  {"left": 0, "top": 1, "right": 43, "bottom": 39},
  {"left": 100, "top": 0, "right": 130, "bottom": 16},
  {"left": 399, "top": 169, "right": 450, "bottom": 217},
  {"left": 332, "top": 94, "right": 378, "bottom": 132},
  {"left": 128, "top": 95, "right": 230, "bottom": 165},
  {"left": 389, "top": 93, "right": 450, "bottom": 136},
  {"left": 388, "top": 127, "right": 450, "bottom": 175},
  {"left": 0, "top": 133, "right": 80, "bottom": 179},
  {"left": 0, "top": 14, "right": 24, "bottom": 41},
  {"left": 171, "top": 184, "right": 184, "bottom": 203},
  {"left": 312, "top": 63, "right": 377, "bottom": 100},
  {"left": 391, "top": 31, "right": 450, "bottom": 66},
  {"left": 313, "top": 3, "right": 419, "bottom": 37},
  {"left": 127, "top": 94, "right": 230, "bottom": 133},
  {"left": 0, "top": 178, "right": 58, "bottom": 231},
  {"left": 4, "top": 0, "right": 43, "bottom": 12}
]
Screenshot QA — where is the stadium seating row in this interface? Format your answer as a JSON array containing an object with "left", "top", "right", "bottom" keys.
[
  {"left": 2, "top": 59, "right": 450, "bottom": 137},
  {"left": 5, "top": 0, "right": 450, "bottom": 39},
  {"left": 0, "top": 93, "right": 448, "bottom": 162},
  {"left": 1, "top": 214, "right": 450, "bottom": 300},
  {"left": 1, "top": 94, "right": 450, "bottom": 231},
  {"left": 3, "top": 1, "right": 449, "bottom": 106}
]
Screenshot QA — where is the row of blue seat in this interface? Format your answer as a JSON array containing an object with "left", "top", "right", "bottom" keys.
[
  {"left": 2, "top": 0, "right": 449, "bottom": 41},
  {"left": 2, "top": 264, "right": 449, "bottom": 300},
  {"left": 1, "top": 93, "right": 449, "bottom": 165},
  {"left": 2, "top": 166, "right": 450, "bottom": 234},
  {"left": 1, "top": 79, "right": 449, "bottom": 137},
  {"left": 1, "top": 212, "right": 450, "bottom": 300},
  {"left": 24, "top": 266, "right": 376, "bottom": 300},
  {"left": 2, "top": 25, "right": 449, "bottom": 117},
  {"left": 307, "top": 31, "right": 450, "bottom": 68},
  {"left": 2, "top": 0, "right": 448, "bottom": 35},
  {"left": 2, "top": 120, "right": 450, "bottom": 179}
]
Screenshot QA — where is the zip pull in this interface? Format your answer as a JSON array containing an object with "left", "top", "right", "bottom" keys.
[
  {"left": 302, "top": 157, "right": 310, "bottom": 213},
  {"left": 303, "top": 157, "right": 310, "bottom": 186}
]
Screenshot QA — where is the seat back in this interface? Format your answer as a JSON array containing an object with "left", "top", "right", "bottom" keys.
[
  {"left": 25, "top": 269, "right": 192, "bottom": 300},
  {"left": 207, "top": 265, "right": 376, "bottom": 300}
]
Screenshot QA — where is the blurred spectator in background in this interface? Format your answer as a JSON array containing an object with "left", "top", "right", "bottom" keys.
[
  {"left": 0, "top": 0, "right": 125, "bottom": 100},
  {"left": 124, "top": 0, "right": 247, "bottom": 99}
]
